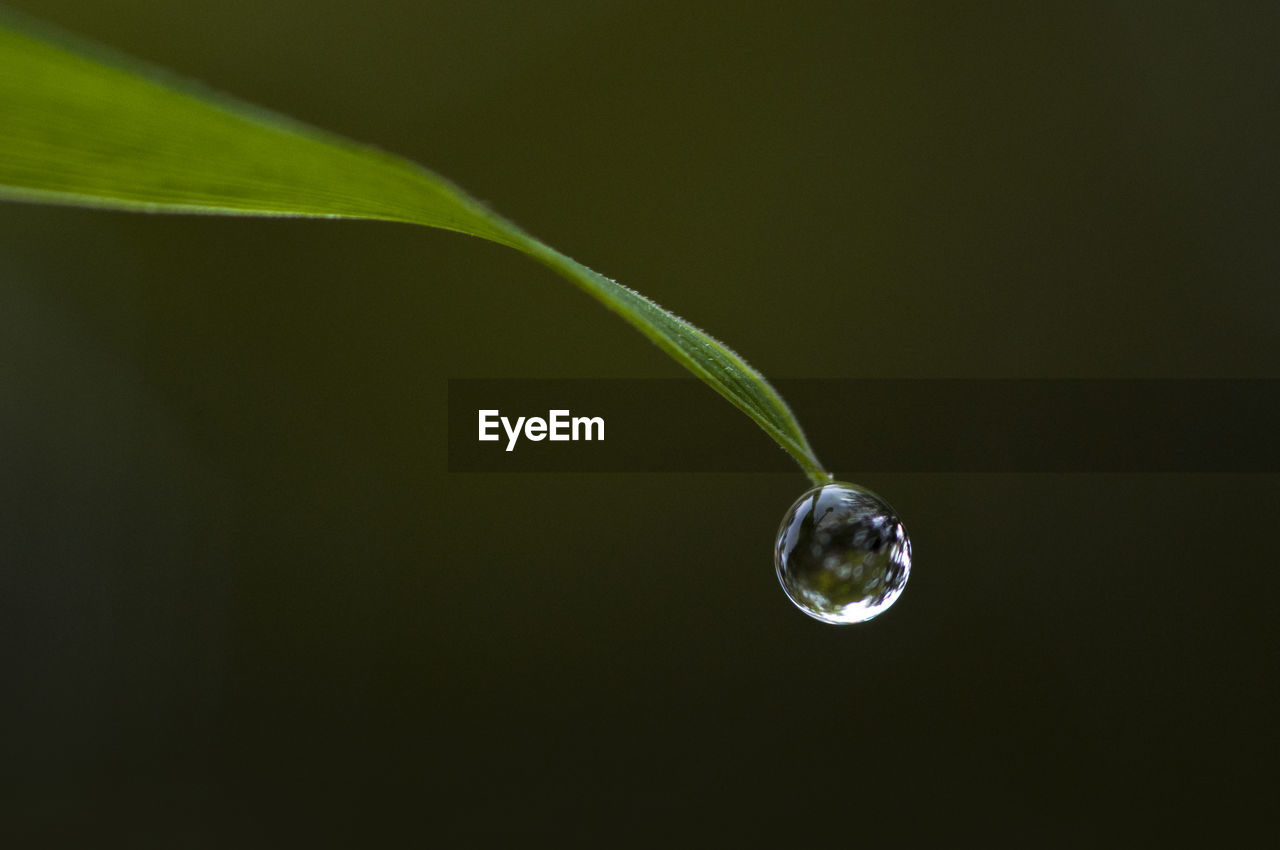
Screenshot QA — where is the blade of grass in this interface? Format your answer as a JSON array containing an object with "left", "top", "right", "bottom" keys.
[{"left": 0, "top": 11, "right": 830, "bottom": 483}]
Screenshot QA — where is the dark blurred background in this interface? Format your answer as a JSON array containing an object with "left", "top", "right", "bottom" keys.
[{"left": 1, "top": 1, "right": 1276, "bottom": 843}]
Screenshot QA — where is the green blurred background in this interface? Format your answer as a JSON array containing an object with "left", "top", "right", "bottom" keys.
[{"left": 2, "top": 1, "right": 1276, "bottom": 843}]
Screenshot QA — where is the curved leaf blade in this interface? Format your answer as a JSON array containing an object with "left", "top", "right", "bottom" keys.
[{"left": 0, "top": 13, "right": 829, "bottom": 483}]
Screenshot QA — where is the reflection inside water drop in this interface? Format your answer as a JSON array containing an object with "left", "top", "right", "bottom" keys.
[{"left": 775, "top": 482, "right": 911, "bottom": 624}]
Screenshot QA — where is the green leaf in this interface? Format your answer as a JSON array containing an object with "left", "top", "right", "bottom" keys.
[{"left": 0, "top": 11, "right": 829, "bottom": 483}]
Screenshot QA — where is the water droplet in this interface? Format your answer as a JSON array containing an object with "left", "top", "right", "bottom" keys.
[{"left": 775, "top": 482, "right": 911, "bottom": 624}]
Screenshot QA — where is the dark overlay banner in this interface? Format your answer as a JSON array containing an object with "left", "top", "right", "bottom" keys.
[{"left": 447, "top": 379, "right": 1279, "bottom": 473}]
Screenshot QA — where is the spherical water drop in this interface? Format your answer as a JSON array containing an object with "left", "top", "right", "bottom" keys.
[{"left": 775, "top": 482, "right": 911, "bottom": 624}]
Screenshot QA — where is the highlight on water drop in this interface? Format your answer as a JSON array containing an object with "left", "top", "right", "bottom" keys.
[{"left": 774, "top": 482, "right": 911, "bottom": 624}]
